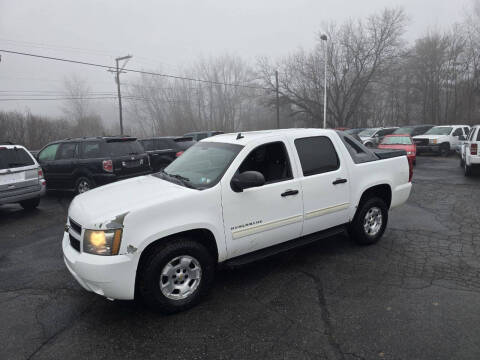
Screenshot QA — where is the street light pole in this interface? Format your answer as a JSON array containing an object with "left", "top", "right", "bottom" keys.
[
  {"left": 275, "top": 70, "right": 280, "bottom": 129},
  {"left": 320, "top": 34, "right": 328, "bottom": 129}
]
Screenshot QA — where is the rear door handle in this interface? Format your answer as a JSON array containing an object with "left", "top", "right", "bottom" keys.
[
  {"left": 281, "top": 189, "right": 299, "bottom": 197},
  {"left": 332, "top": 178, "right": 347, "bottom": 185}
]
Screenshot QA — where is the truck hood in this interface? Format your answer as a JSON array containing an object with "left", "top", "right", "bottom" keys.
[{"left": 68, "top": 175, "right": 192, "bottom": 227}]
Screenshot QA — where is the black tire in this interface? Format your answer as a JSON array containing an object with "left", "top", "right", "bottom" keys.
[
  {"left": 464, "top": 162, "right": 472, "bottom": 177},
  {"left": 460, "top": 156, "right": 465, "bottom": 167},
  {"left": 348, "top": 197, "right": 388, "bottom": 245},
  {"left": 138, "top": 239, "right": 215, "bottom": 314},
  {"left": 75, "top": 176, "right": 94, "bottom": 194},
  {"left": 440, "top": 144, "right": 450, "bottom": 157},
  {"left": 413, "top": 159, "right": 416, "bottom": 166},
  {"left": 20, "top": 197, "right": 40, "bottom": 210}
]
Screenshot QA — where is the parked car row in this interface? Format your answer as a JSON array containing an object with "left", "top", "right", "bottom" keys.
[{"left": 0, "top": 130, "right": 222, "bottom": 208}]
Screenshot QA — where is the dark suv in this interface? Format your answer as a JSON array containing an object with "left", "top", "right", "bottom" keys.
[
  {"left": 139, "top": 136, "right": 195, "bottom": 171},
  {"left": 36, "top": 136, "right": 151, "bottom": 194}
]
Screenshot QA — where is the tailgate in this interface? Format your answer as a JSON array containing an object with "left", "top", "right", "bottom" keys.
[{"left": 0, "top": 168, "right": 39, "bottom": 192}]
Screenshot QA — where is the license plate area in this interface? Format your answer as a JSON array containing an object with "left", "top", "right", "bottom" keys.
[{"left": 0, "top": 171, "right": 25, "bottom": 185}]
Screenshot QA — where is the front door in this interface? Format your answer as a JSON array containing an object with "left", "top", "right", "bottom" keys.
[{"left": 221, "top": 141, "right": 303, "bottom": 258}]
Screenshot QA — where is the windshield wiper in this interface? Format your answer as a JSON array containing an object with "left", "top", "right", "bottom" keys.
[{"left": 159, "top": 170, "right": 194, "bottom": 188}]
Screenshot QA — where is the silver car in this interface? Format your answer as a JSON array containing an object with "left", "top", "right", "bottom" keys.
[{"left": 0, "top": 144, "right": 46, "bottom": 209}]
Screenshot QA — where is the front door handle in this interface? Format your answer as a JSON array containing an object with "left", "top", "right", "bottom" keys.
[
  {"left": 281, "top": 189, "right": 299, "bottom": 197},
  {"left": 332, "top": 178, "right": 347, "bottom": 185}
]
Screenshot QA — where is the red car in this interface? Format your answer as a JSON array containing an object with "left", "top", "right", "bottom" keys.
[{"left": 378, "top": 134, "right": 416, "bottom": 165}]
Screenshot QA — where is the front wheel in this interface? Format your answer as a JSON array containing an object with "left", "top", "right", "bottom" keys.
[
  {"left": 440, "top": 144, "right": 450, "bottom": 157},
  {"left": 138, "top": 239, "right": 215, "bottom": 313},
  {"left": 349, "top": 197, "right": 388, "bottom": 245}
]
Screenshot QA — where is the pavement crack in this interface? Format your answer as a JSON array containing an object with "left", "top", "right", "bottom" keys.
[{"left": 26, "top": 298, "right": 98, "bottom": 360}]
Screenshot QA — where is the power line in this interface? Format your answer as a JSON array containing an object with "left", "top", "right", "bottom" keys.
[{"left": 0, "top": 49, "right": 271, "bottom": 91}]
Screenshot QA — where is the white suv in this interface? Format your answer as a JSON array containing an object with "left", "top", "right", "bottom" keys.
[
  {"left": 460, "top": 125, "right": 480, "bottom": 176},
  {"left": 0, "top": 144, "right": 46, "bottom": 209}
]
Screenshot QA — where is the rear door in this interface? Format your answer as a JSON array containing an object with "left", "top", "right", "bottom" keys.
[
  {"left": 290, "top": 135, "right": 351, "bottom": 236},
  {"left": 451, "top": 127, "right": 464, "bottom": 148}
]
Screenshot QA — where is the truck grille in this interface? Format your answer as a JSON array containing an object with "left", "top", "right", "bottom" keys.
[
  {"left": 69, "top": 234, "right": 81, "bottom": 252},
  {"left": 414, "top": 138, "right": 429, "bottom": 146},
  {"left": 69, "top": 218, "right": 82, "bottom": 234}
]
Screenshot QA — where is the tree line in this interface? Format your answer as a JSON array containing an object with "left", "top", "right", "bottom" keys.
[{"left": 2, "top": 2, "right": 480, "bottom": 149}]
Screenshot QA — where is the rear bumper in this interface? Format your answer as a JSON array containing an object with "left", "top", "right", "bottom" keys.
[
  {"left": 0, "top": 181, "right": 46, "bottom": 205},
  {"left": 62, "top": 231, "right": 138, "bottom": 300},
  {"left": 391, "top": 182, "right": 412, "bottom": 209},
  {"left": 466, "top": 156, "right": 480, "bottom": 165}
]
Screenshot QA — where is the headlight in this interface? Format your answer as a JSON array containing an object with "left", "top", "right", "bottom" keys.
[
  {"left": 84, "top": 229, "right": 122, "bottom": 255},
  {"left": 430, "top": 139, "right": 437, "bottom": 144}
]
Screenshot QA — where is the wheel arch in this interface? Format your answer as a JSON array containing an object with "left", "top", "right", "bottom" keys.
[
  {"left": 134, "top": 228, "right": 219, "bottom": 298},
  {"left": 356, "top": 184, "right": 392, "bottom": 212}
]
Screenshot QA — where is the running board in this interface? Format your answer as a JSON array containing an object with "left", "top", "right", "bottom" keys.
[{"left": 223, "top": 225, "right": 348, "bottom": 268}]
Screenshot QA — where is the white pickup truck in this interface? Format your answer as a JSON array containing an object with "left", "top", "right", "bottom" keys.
[
  {"left": 413, "top": 125, "right": 470, "bottom": 156},
  {"left": 63, "top": 129, "right": 412, "bottom": 313},
  {"left": 460, "top": 124, "right": 480, "bottom": 176}
]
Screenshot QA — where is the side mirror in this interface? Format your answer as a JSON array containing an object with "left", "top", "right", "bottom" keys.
[{"left": 231, "top": 171, "right": 265, "bottom": 192}]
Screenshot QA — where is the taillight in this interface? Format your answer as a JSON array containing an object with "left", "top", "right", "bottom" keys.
[
  {"left": 38, "top": 168, "right": 43, "bottom": 178},
  {"left": 471, "top": 144, "right": 478, "bottom": 155},
  {"left": 175, "top": 151, "right": 184, "bottom": 157},
  {"left": 408, "top": 157, "right": 413, "bottom": 182},
  {"left": 102, "top": 160, "right": 113, "bottom": 172}
]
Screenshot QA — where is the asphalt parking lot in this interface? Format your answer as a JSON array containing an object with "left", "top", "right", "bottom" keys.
[{"left": 1, "top": 156, "right": 479, "bottom": 360}]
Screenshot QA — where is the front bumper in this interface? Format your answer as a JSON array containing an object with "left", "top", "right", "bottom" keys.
[
  {"left": 62, "top": 231, "right": 138, "bottom": 300},
  {"left": 416, "top": 144, "right": 441, "bottom": 154}
]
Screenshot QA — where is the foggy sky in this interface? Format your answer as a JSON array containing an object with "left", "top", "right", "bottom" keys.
[{"left": 0, "top": 0, "right": 472, "bottom": 121}]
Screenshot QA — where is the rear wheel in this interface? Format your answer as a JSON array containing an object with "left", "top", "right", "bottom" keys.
[
  {"left": 138, "top": 239, "right": 215, "bottom": 313},
  {"left": 349, "top": 197, "right": 388, "bottom": 245},
  {"left": 460, "top": 156, "right": 465, "bottom": 167},
  {"left": 75, "top": 176, "right": 94, "bottom": 194},
  {"left": 20, "top": 197, "right": 40, "bottom": 210}
]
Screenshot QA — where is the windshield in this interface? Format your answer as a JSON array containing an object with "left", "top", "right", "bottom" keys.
[
  {"left": 345, "top": 128, "right": 364, "bottom": 135},
  {"left": 0, "top": 147, "right": 35, "bottom": 170},
  {"left": 381, "top": 136, "right": 412, "bottom": 145},
  {"left": 358, "top": 128, "right": 379, "bottom": 137},
  {"left": 393, "top": 127, "right": 414, "bottom": 135},
  {"left": 425, "top": 127, "right": 452, "bottom": 136},
  {"left": 158, "top": 142, "right": 243, "bottom": 189},
  {"left": 104, "top": 140, "right": 144, "bottom": 156}
]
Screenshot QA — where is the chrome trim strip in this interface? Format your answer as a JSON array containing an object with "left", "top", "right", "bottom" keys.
[
  {"left": 232, "top": 214, "right": 303, "bottom": 240},
  {"left": 305, "top": 203, "right": 350, "bottom": 219}
]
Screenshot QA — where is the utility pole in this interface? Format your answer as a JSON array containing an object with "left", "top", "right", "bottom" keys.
[
  {"left": 109, "top": 55, "right": 132, "bottom": 135},
  {"left": 275, "top": 70, "right": 280, "bottom": 129}
]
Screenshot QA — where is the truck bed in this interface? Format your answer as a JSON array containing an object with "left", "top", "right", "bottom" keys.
[{"left": 372, "top": 148, "right": 407, "bottom": 159}]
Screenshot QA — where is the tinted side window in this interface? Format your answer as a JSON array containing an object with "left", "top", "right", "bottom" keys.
[
  {"left": 476, "top": 128, "right": 480, "bottom": 141},
  {"left": 295, "top": 136, "right": 339, "bottom": 176},
  {"left": 104, "top": 140, "right": 144, "bottom": 156},
  {"left": 238, "top": 142, "right": 292, "bottom": 183},
  {"left": 38, "top": 143, "right": 60, "bottom": 161},
  {"left": 452, "top": 128, "right": 463, "bottom": 136},
  {"left": 464, "top": 127, "right": 470, "bottom": 135},
  {"left": 81, "top": 141, "right": 102, "bottom": 158},
  {"left": 56, "top": 143, "right": 77, "bottom": 160},
  {"left": 196, "top": 133, "right": 208, "bottom": 141}
]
